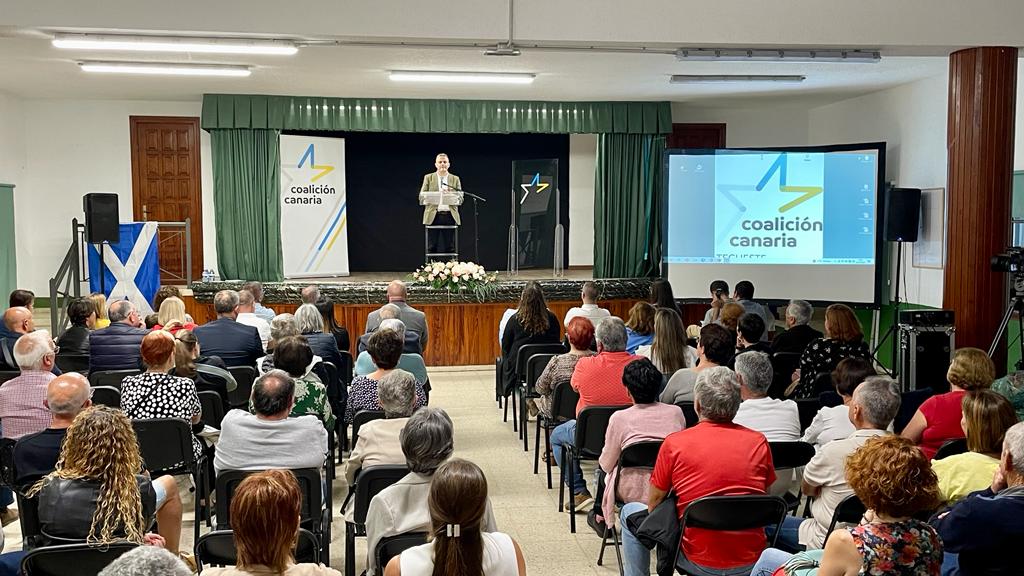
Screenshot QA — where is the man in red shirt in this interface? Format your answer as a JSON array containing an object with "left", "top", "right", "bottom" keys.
[
  {"left": 551, "top": 316, "right": 635, "bottom": 509},
  {"left": 619, "top": 365, "right": 776, "bottom": 575}
]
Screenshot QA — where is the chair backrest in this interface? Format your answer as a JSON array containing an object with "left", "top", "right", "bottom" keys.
[
  {"left": 934, "top": 437, "right": 969, "bottom": 460},
  {"left": 338, "top": 350, "right": 354, "bottom": 385},
  {"left": 54, "top": 354, "right": 90, "bottom": 374},
  {"left": 0, "top": 339, "right": 16, "bottom": 370},
  {"left": 351, "top": 464, "right": 409, "bottom": 525},
  {"left": 0, "top": 437, "right": 16, "bottom": 490},
  {"left": 680, "top": 494, "right": 789, "bottom": 543},
  {"left": 515, "top": 343, "right": 567, "bottom": 381},
  {"left": 549, "top": 380, "right": 580, "bottom": 422},
  {"left": 215, "top": 467, "right": 324, "bottom": 531},
  {"left": 574, "top": 405, "right": 630, "bottom": 458},
  {"left": 768, "top": 441, "right": 816, "bottom": 470},
  {"left": 351, "top": 410, "right": 386, "bottom": 448},
  {"left": 194, "top": 528, "right": 320, "bottom": 570},
  {"left": 131, "top": 418, "right": 196, "bottom": 476},
  {"left": 226, "top": 365, "right": 257, "bottom": 408},
  {"left": 812, "top": 371, "right": 833, "bottom": 396},
  {"left": 87, "top": 369, "right": 141, "bottom": 390},
  {"left": 0, "top": 370, "right": 19, "bottom": 385},
  {"left": 894, "top": 388, "right": 934, "bottom": 434},
  {"left": 818, "top": 390, "right": 843, "bottom": 408},
  {"left": 824, "top": 494, "right": 867, "bottom": 545},
  {"left": 524, "top": 353, "right": 556, "bottom": 394},
  {"left": 17, "top": 492, "right": 43, "bottom": 550},
  {"left": 20, "top": 541, "right": 138, "bottom": 576},
  {"left": 90, "top": 386, "right": 121, "bottom": 409},
  {"left": 794, "top": 398, "right": 820, "bottom": 432},
  {"left": 375, "top": 532, "right": 429, "bottom": 574},
  {"left": 612, "top": 441, "right": 663, "bottom": 504},
  {"left": 769, "top": 352, "right": 802, "bottom": 398},
  {"left": 675, "top": 402, "right": 699, "bottom": 428},
  {"left": 198, "top": 390, "right": 226, "bottom": 429}
]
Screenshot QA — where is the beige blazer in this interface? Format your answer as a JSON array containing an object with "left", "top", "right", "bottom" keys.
[
  {"left": 420, "top": 172, "right": 463, "bottom": 225},
  {"left": 343, "top": 417, "right": 410, "bottom": 486}
]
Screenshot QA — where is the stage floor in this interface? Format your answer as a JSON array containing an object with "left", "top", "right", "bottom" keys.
[{"left": 278, "top": 267, "right": 594, "bottom": 284}]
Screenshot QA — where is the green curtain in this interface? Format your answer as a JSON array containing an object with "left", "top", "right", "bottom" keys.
[
  {"left": 593, "top": 134, "right": 665, "bottom": 278},
  {"left": 202, "top": 94, "right": 671, "bottom": 134},
  {"left": 0, "top": 184, "right": 15, "bottom": 299},
  {"left": 211, "top": 129, "right": 284, "bottom": 281}
]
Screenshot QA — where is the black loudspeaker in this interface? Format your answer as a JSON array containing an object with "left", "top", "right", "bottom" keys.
[
  {"left": 884, "top": 187, "right": 921, "bottom": 242},
  {"left": 83, "top": 193, "right": 120, "bottom": 244}
]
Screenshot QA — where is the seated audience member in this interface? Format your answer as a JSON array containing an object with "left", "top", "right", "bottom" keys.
[
  {"left": 624, "top": 301, "right": 655, "bottom": 354},
  {"left": 315, "top": 297, "right": 350, "bottom": 352},
  {"left": 295, "top": 303, "right": 344, "bottom": 373},
  {"left": 620, "top": 366, "right": 776, "bottom": 575},
  {"left": 88, "top": 300, "right": 149, "bottom": 373},
  {"left": 204, "top": 470, "right": 341, "bottom": 576},
  {"left": 242, "top": 281, "right": 276, "bottom": 322},
  {"left": 0, "top": 307, "right": 58, "bottom": 374},
  {"left": 932, "top": 389, "right": 1018, "bottom": 504},
  {"left": 346, "top": 329, "right": 427, "bottom": 424},
  {"left": 356, "top": 319, "right": 428, "bottom": 383},
  {"left": 152, "top": 285, "right": 181, "bottom": 313},
  {"left": 733, "top": 351, "right": 799, "bottom": 441},
  {"left": 649, "top": 278, "right": 683, "bottom": 319},
  {"left": 56, "top": 297, "right": 96, "bottom": 355},
  {"left": 902, "top": 347, "right": 995, "bottom": 459},
  {"left": 701, "top": 280, "right": 731, "bottom": 327},
  {"left": 992, "top": 370, "right": 1024, "bottom": 421},
  {"left": 169, "top": 329, "right": 233, "bottom": 406},
  {"left": 732, "top": 313, "right": 772, "bottom": 363},
  {"left": 8, "top": 289, "right": 33, "bottom": 310},
  {"left": 259, "top": 313, "right": 300, "bottom": 374},
  {"left": 365, "top": 280, "right": 429, "bottom": 348},
  {"left": 770, "top": 299, "right": 822, "bottom": 355},
  {"left": 301, "top": 284, "right": 320, "bottom": 305},
  {"left": 660, "top": 323, "right": 733, "bottom": 404},
  {"left": 499, "top": 281, "right": 560, "bottom": 400},
  {"left": 359, "top": 303, "right": 422, "bottom": 355},
  {"left": 14, "top": 373, "right": 91, "bottom": 486},
  {"left": 234, "top": 289, "right": 271, "bottom": 351},
  {"left": 31, "top": 405, "right": 185, "bottom": 555},
  {"left": 773, "top": 377, "right": 901, "bottom": 552},
  {"left": 345, "top": 370, "right": 418, "bottom": 486},
  {"left": 214, "top": 369, "right": 327, "bottom": 474},
  {"left": 802, "top": 357, "right": 877, "bottom": 449},
  {"left": 791, "top": 303, "right": 870, "bottom": 399},
  {"left": 931, "top": 420, "right": 1024, "bottom": 575},
  {"left": 192, "top": 290, "right": 263, "bottom": 368},
  {"left": 718, "top": 301, "right": 745, "bottom": 336},
  {"left": 636, "top": 308, "right": 696, "bottom": 373},
  {"left": 384, "top": 459, "right": 525, "bottom": 576},
  {"left": 563, "top": 281, "right": 611, "bottom": 328},
  {"left": 733, "top": 280, "right": 773, "bottom": 341},
  {"left": 0, "top": 331, "right": 58, "bottom": 439},
  {"left": 272, "top": 336, "right": 335, "bottom": 431},
  {"left": 98, "top": 546, "right": 191, "bottom": 576},
  {"left": 752, "top": 435, "right": 942, "bottom": 576},
  {"left": 89, "top": 292, "right": 110, "bottom": 329},
  {"left": 533, "top": 317, "right": 595, "bottom": 418},
  {"left": 597, "top": 359, "right": 685, "bottom": 530},
  {"left": 120, "top": 331, "right": 203, "bottom": 460},
  {"left": 153, "top": 296, "right": 197, "bottom": 334},
  {"left": 144, "top": 314, "right": 160, "bottom": 329},
  {"left": 552, "top": 317, "right": 635, "bottom": 509}
]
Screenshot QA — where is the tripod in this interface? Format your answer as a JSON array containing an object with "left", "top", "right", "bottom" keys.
[
  {"left": 987, "top": 275, "right": 1024, "bottom": 370},
  {"left": 873, "top": 240, "right": 906, "bottom": 376}
]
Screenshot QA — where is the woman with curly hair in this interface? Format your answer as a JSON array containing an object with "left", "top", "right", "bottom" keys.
[{"left": 499, "top": 282, "right": 560, "bottom": 397}]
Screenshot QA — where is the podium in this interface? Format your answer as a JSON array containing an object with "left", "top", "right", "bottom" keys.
[{"left": 420, "top": 191, "right": 463, "bottom": 262}]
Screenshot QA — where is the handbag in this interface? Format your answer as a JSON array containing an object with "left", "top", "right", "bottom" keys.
[{"left": 782, "top": 548, "right": 823, "bottom": 576}]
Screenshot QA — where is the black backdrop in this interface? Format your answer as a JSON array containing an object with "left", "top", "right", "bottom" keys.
[{"left": 287, "top": 131, "right": 570, "bottom": 272}]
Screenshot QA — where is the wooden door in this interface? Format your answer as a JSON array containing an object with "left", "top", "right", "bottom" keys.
[
  {"left": 667, "top": 123, "right": 727, "bottom": 149},
  {"left": 130, "top": 116, "right": 204, "bottom": 284}
]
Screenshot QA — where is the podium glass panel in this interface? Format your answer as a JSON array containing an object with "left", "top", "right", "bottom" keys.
[{"left": 508, "top": 159, "right": 562, "bottom": 274}]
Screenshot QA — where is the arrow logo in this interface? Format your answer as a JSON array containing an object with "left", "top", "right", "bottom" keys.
[
  {"left": 520, "top": 172, "right": 550, "bottom": 204},
  {"left": 756, "top": 153, "right": 823, "bottom": 213},
  {"left": 297, "top": 143, "right": 335, "bottom": 182}
]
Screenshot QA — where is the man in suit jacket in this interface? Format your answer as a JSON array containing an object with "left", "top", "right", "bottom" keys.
[
  {"left": 88, "top": 300, "right": 148, "bottom": 373},
  {"left": 420, "top": 153, "right": 462, "bottom": 255},
  {"left": 193, "top": 290, "right": 263, "bottom": 368},
  {"left": 365, "top": 281, "right": 428, "bottom": 350},
  {"left": 770, "top": 299, "right": 823, "bottom": 355},
  {"left": 358, "top": 303, "right": 422, "bottom": 354}
]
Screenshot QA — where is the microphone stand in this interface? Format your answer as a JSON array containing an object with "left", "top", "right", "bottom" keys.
[{"left": 452, "top": 189, "right": 486, "bottom": 264}]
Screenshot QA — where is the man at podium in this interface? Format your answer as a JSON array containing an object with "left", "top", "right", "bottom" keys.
[{"left": 420, "top": 153, "right": 462, "bottom": 256}]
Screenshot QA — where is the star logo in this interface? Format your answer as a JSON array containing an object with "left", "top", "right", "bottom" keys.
[
  {"left": 519, "top": 172, "right": 550, "bottom": 204},
  {"left": 297, "top": 143, "right": 335, "bottom": 182}
]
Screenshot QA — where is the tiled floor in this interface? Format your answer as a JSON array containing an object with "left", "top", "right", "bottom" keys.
[{"left": 2, "top": 365, "right": 626, "bottom": 575}]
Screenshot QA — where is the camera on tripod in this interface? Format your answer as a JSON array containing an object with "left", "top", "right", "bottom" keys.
[
  {"left": 991, "top": 247, "right": 1024, "bottom": 273},
  {"left": 989, "top": 246, "right": 1024, "bottom": 370}
]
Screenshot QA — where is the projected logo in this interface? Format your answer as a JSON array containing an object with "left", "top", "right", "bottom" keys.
[{"left": 520, "top": 172, "right": 551, "bottom": 204}]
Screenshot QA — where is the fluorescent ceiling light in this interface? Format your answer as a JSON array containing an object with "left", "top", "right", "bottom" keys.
[
  {"left": 54, "top": 34, "right": 297, "bottom": 55},
  {"left": 671, "top": 74, "right": 806, "bottom": 83},
  {"left": 675, "top": 49, "right": 880, "bottom": 63},
  {"left": 79, "top": 61, "right": 252, "bottom": 77},
  {"left": 389, "top": 70, "right": 534, "bottom": 84}
]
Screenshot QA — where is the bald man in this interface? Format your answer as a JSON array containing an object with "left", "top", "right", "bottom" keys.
[
  {"left": 0, "top": 307, "right": 34, "bottom": 368},
  {"left": 13, "top": 372, "right": 92, "bottom": 486},
  {"left": 364, "top": 281, "right": 428, "bottom": 349}
]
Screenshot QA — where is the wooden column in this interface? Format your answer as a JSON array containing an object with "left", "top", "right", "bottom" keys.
[{"left": 943, "top": 47, "right": 1018, "bottom": 365}]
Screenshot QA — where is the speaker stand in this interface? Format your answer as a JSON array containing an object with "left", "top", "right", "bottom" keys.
[
  {"left": 98, "top": 242, "right": 106, "bottom": 294},
  {"left": 873, "top": 240, "right": 904, "bottom": 377}
]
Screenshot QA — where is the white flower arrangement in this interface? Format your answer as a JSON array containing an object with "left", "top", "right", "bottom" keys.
[{"left": 410, "top": 260, "right": 498, "bottom": 300}]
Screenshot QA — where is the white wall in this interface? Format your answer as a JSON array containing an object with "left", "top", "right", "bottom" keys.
[
  {"left": 670, "top": 103, "right": 810, "bottom": 147},
  {"left": 0, "top": 93, "right": 25, "bottom": 186},
  {"left": 568, "top": 134, "right": 597, "bottom": 267},
  {"left": 12, "top": 98, "right": 215, "bottom": 295}
]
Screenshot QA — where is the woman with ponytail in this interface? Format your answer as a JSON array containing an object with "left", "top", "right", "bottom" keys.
[{"left": 385, "top": 459, "right": 525, "bottom": 576}]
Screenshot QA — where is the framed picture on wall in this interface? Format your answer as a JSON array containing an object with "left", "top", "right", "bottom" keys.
[{"left": 913, "top": 187, "right": 945, "bottom": 270}]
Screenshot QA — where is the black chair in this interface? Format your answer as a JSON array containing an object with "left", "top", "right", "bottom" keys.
[
  {"left": 506, "top": 343, "right": 566, "bottom": 434},
  {"left": 818, "top": 390, "right": 843, "bottom": 408},
  {"left": 674, "top": 495, "right": 789, "bottom": 576},
  {"left": 795, "top": 398, "right": 820, "bottom": 433},
  {"left": 226, "top": 365, "right": 257, "bottom": 409},
  {"left": 345, "top": 465, "right": 409, "bottom": 576},
  {"left": 597, "top": 441, "right": 663, "bottom": 575},
  {"left": 374, "top": 531, "right": 429, "bottom": 575},
  {"left": 769, "top": 352, "right": 802, "bottom": 399},
  {"left": 132, "top": 418, "right": 206, "bottom": 543},
  {"left": 823, "top": 494, "right": 867, "bottom": 546},
  {"left": 812, "top": 371, "right": 834, "bottom": 396},
  {"left": 87, "top": 369, "right": 140, "bottom": 390},
  {"left": 560, "top": 404, "right": 630, "bottom": 533},
  {"left": 534, "top": 379, "right": 579, "bottom": 489},
  {"left": 20, "top": 541, "right": 138, "bottom": 576},
  {"left": 675, "top": 402, "right": 699, "bottom": 428},
  {"left": 0, "top": 370, "right": 19, "bottom": 385},
  {"left": 195, "top": 528, "right": 320, "bottom": 571},
  {"left": 216, "top": 467, "right": 331, "bottom": 563},
  {"left": 769, "top": 441, "right": 816, "bottom": 514},
  {"left": 351, "top": 410, "right": 386, "bottom": 451},
  {"left": 519, "top": 352, "right": 557, "bottom": 451},
  {"left": 90, "top": 386, "right": 121, "bottom": 408},
  {"left": 54, "top": 353, "right": 90, "bottom": 374},
  {"left": 934, "top": 437, "right": 969, "bottom": 460},
  {"left": 338, "top": 350, "right": 354, "bottom": 386},
  {"left": 198, "top": 390, "right": 226, "bottom": 429},
  {"left": 894, "top": 388, "right": 934, "bottom": 434}
]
